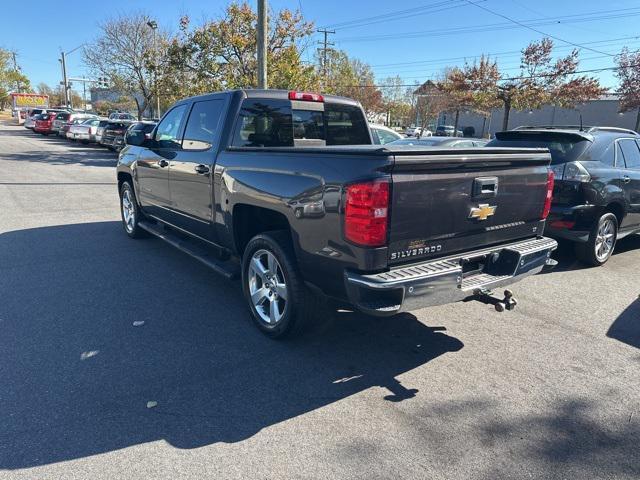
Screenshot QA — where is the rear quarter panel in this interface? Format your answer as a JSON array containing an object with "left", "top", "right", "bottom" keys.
[{"left": 214, "top": 149, "right": 393, "bottom": 298}]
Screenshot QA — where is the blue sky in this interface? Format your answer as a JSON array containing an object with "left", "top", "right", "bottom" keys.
[{"left": 4, "top": 0, "right": 640, "bottom": 93}]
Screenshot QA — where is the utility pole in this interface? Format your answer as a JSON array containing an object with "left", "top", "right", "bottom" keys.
[
  {"left": 60, "top": 51, "right": 69, "bottom": 107},
  {"left": 257, "top": 0, "right": 268, "bottom": 89},
  {"left": 82, "top": 76, "right": 87, "bottom": 112},
  {"left": 317, "top": 29, "right": 335, "bottom": 89},
  {"left": 10, "top": 51, "right": 21, "bottom": 92}
]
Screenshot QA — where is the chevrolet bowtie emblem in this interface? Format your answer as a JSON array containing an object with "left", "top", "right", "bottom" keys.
[{"left": 469, "top": 204, "right": 497, "bottom": 221}]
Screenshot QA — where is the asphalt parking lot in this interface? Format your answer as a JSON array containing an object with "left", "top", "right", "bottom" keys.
[{"left": 1, "top": 121, "right": 639, "bottom": 479}]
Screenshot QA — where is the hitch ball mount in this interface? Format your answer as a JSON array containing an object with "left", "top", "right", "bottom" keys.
[{"left": 473, "top": 289, "right": 518, "bottom": 312}]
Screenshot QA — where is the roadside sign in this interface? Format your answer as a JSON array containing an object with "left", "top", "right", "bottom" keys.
[{"left": 11, "top": 93, "right": 50, "bottom": 109}]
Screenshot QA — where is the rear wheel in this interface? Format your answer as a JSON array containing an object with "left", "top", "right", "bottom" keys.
[
  {"left": 241, "top": 231, "right": 318, "bottom": 338},
  {"left": 575, "top": 212, "right": 618, "bottom": 266}
]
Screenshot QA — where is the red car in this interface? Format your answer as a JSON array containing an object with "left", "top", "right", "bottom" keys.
[{"left": 33, "top": 112, "right": 59, "bottom": 135}]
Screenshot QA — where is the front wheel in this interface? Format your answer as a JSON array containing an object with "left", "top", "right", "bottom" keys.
[
  {"left": 575, "top": 212, "right": 618, "bottom": 266},
  {"left": 241, "top": 231, "right": 317, "bottom": 339},
  {"left": 119, "top": 181, "right": 147, "bottom": 239}
]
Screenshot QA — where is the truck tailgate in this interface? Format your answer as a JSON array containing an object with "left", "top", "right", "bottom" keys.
[{"left": 387, "top": 147, "right": 552, "bottom": 265}]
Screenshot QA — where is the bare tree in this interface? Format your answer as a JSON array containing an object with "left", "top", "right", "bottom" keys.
[
  {"left": 84, "top": 14, "right": 162, "bottom": 119},
  {"left": 615, "top": 47, "right": 640, "bottom": 132}
]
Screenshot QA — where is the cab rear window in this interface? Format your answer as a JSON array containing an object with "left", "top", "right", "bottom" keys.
[{"left": 232, "top": 99, "right": 371, "bottom": 147}]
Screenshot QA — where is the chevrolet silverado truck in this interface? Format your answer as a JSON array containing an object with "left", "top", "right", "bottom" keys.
[{"left": 117, "top": 89, "right": 557, "bottom": 338}]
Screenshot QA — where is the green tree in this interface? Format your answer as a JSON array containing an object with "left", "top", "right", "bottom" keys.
[
  {"left": 0, "top": 49, "right": 31, "bottom": 110},
  {"left": 380, "top": 76, "right": 413, "bottom": 125},
  {"left": 322, "top": 49, "right": 382, "bottom": 116},
  {"left": 165, "top": 2, "right": 318, "bottom": 102}
]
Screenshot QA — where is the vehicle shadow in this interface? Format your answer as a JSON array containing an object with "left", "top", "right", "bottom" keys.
[
  {"left": 607, "top": 298, "right": 640, "bottom": 350},
  {"left": 543, "top": 234, "right": 640, "bottom": 274},
  {"left": 3, "top": 150, "right": 117, "bottom": 168},
  {"left": 0, "top": 221, "right": 464, "bottom": 469}
]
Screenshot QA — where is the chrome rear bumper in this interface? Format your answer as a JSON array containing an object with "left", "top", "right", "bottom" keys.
[{"left": 345, "top": 236, "right": 557, "bottom": 316}]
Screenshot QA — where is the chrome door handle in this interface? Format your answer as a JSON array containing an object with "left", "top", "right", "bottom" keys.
[
  {"left": 623, "top": 175, "right": 631, "bottom": 184},
  {"left": 194, "top": 164, "right": 210, "bottom": 175},
  {"left": 157, "top": 159, "right": 169, "bottom": 168}
]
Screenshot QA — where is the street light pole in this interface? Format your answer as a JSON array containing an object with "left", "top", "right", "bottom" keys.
[
  {"left": 147, "top": 20, "right": 161, "bottom": 118},
  {"left": 60, "top": 44, "right": 85, "bottom": 109},
  {"left": 257, "top": 0, "right": 267, "bottom": 89}
]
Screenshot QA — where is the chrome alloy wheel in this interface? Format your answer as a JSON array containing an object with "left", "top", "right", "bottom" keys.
[
  {"left": 595, "top": 218, "right": 615, "bottom": 261},
  {"left": 121, "top": 189, "right": 136, "bottom": 233},
  {"left": 248, "top": 249, "right": 288, "bottom": 325}
]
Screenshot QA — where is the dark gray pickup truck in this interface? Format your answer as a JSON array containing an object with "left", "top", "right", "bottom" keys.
[{"left": 117, "top": 89, "right": 557, "bottom": 338}]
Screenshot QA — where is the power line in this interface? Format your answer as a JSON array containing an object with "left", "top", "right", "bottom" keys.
[
  {"left": 463, "top": 0, "right": 615, "bottom": 57},
  {"left": 348, "top": 63, "right": 637, "bottom": 89},
  {"left": 368, "top": 36, "right": 640, "bottom": 70},
  {"left": 321, "top": 0, "right": 484, "bottom": 31},
  {"left": 337, "top": 8, "right": 640, "bottom": 43}
]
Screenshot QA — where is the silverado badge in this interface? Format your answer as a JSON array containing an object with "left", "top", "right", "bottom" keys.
[{"left": 469, "top": 204, "right": 497, "bottom": 221}]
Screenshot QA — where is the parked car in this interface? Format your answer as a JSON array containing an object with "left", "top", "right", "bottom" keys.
[
  {"left": 59, "top": 116, "right": 96, "bottom": 139},
  {"left": 54, "top": 113, "right": 97, "bottom": 136},
  {"left": 116, "top": 89, "right": 557, "bottom": 338},
  {"left": 94, "top": 120, "right": 111, "bottom": 144},
  {"left": 25, "top": 108, "right": 65, "bottom": 130},
  {"left": 33, "top": 112, "right": 61, "bottom": 135},
  {"left": 67, "top": 118, "right": 102, "bottom": 142},
  {"left": 487, "top": 126, "right": 640, "bottom": 265},
  {"left": 403, "top": 125, "right": 432, "bottom": 137},
  {"left": 109, "top": 112, "right": 136, "bottom": 121},
  {"left": 390, "top": 136, "right": 489, "bottom": 147},
  {"left": 24, "top": 109, "right": 46, "bottom": 129},
  {"left": 435, "top": 125, "right": 463, "bottom": 137},
  {"left": 370, "top": 124, "right": 403, "bottom": 145},
  {"left": 124, "top": 121, "right": 157, "bottom": 145},
  {"left": 101, "top": 121, "right": 134, "bottom": 151}
]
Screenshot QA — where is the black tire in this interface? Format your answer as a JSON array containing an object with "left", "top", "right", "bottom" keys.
[
  {"left": 241, "top": 231, "right": 319, "bottom": 339},
  {"left": 119, "top": 181, "right": 148, "bottom": 239},
  {"left": 575, "top": 212, "right": 618, "bottom": 266}
]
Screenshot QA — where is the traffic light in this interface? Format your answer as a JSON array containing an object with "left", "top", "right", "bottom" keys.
[{"left": 97, "top": 77, "right": 109, "bottom": 88}]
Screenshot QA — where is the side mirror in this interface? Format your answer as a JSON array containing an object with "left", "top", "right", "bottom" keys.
[{"left": 125, "top": 130, "right": 146, "bottom": 146}]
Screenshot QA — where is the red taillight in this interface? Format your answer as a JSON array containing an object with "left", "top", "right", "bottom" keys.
[
  {"left": 542, "top": 169, "right": 554, "bottom": 220},
  {"left": 288, "top": 91, "right": 324, "bottom": 102},
  {"left": 345, "top": 180, "right": 389, "bottom": 247}
]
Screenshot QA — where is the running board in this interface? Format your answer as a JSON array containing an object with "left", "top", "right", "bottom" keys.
[{"left": 138, "top": 221, "right": 239, "bottom": 280}]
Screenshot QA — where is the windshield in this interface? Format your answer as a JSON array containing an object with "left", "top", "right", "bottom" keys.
[{"left": 487, "top": 132, "right": 592, "bottom": 164}]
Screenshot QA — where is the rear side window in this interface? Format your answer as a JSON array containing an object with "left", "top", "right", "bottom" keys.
[
  {"left": 56, "top": 113, "right": 70, "bottom": 121},
  {"left": 324, "top": 104, "right": 370, "bottom": 145},
  {"left": 232, "top": 99, "right": 293, "bottom": 147},
  {"left": 183, "top": 99, "right": 225, "bottom": 150},
  {"left": 618, "top": 139, "right": 640, "bottom": 168}
]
